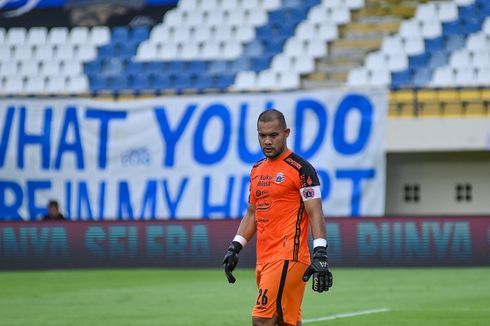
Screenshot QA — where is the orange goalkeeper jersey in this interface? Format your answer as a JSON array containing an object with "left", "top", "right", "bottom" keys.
[{"left": 249, "top": 149, "right": 322, "bottom": 266}]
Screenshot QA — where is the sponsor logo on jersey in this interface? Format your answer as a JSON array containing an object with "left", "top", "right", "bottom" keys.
[{"left": 275, "top": 172, "right": 285, "bottom": 183}]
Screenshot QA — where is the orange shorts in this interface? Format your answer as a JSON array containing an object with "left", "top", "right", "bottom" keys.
[{"left": 252, "top": 260, "right": 309, "bottom": 326}]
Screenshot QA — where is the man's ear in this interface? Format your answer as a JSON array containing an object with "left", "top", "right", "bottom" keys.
[{"left": 284, "top": 128, "right": 291, "bottom": 137}]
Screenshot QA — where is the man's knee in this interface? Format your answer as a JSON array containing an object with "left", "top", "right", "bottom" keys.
[{"left": 252, "top": 316, "right": 276, "bottom": 326}]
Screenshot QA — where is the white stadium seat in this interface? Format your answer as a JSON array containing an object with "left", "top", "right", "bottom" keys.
[
  {"left": 415, "top": 3, "right": 438, "bottom": 23},
  {"left": 19, "top": 60, "right": 39, "bottom": 77},
  {"left": 381, "top": 36, "right": 404, "bottom": 55},
  {"left": 222, "top": 40, "right": 242, "bottom": 59},
  {"left": 388, "top": 53, "right": 408, "bottom": 72},
  {"left": 66, "top": 75, "right": 89, "bottom": 94},
  {"left": 347, "top": 68, "right": 369, "bottom": 86},
  {"left": 404, "top": 37, "right": 425, "bottom": 56},
  {"left": 48, "top": 27, "right": 68, "bottom": 46},
  {"left": 257, "top": 70, "right": 278, "bottom": 90},
  {"left": 399, "top": 19, "right": 422, "bottom": 39},
  {"left": 370, "top": 69, "right": 391, "bottom": 86},
  {"left": 40, "top": 60, "right": 61, "bottom": 77},
  {"left": 45, "top": 76, "right": 67, "bottom": 94},
  {"left": 13, "top": 44, "right": 33, "bottom": 61},
  {"left": 365, "top": 52, "right": 385, "bottom": 70},
  {"left": 234, "top": 71, "right": 257, "bottom": 90},
  {"left": 472, "top": 50, "right": 490, "bottom": 68},
  {"left": 6, "top": 28, "right": 27, "bottom": 45},
  {"left": 438, "top": 2, "right": 458, "bottom": 22},
  {"left": 89, "top": 26, "right": 110, "bottom": 46},
  {"left": 4, "top": 76, "right": 24, "bottom": 94},
  {"left": 476, "top": 67, "right": 490, "bottom": 85},
  {"left": 26, "top": 27, "right": 48, "bottom": 46},
  {"left": 25, "top": 76, "right": 46, "bottom": 94},
  {"left": 305, "top": 38, "right": 327, "bottom": 57},
  {"left": 0, "top": 60, "right": 18, "bottom": 77},
  {"left": 70, "top": 27, "right": 89, "bottom": 45},
  {"left": 35, "top": 44, "right": 54, "bottom": 61},
  {"left": 449, "top": 50, "right": 472, "bottom": 69},
  {"left": 455, "top": 68, "right": 476, "bottom": 87},
  {"left": 278, "top": 71, "right": 300, "bottom": 89},
  {"left": 421, "top": 20, "right": 442, "bottom": 39},
  {"left": 431, "top": 67, "right": 455, "bottom": 87}
]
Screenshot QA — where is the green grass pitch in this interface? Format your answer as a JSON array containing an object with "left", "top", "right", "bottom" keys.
[{"left": 0, "top": 267, "right": 489, "bottom": 325}]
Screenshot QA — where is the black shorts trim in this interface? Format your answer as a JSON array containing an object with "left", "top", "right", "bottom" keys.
[{"left": 276, "top": 260, "right": 289, "bottom": 323}]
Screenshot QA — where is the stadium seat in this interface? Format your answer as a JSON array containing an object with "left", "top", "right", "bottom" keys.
[
  {"left": 476, "top": 67, "right": 490, "bottom": 84},
  {"left": 14, "top": 44, "right": 33, "bottom": 61},
  {"left": 46, "top": 76, "right": 67, "bottom": 94},
  {"left": 25, "top": 76, "right": 46, "bottom": 94},
  {"left": 472, "top": 50, "right": 490, "bottom": 68},
  {"left": 4, "top": 76, "right": 24, "bottom": 94},
  {"left": 234, "top": 71, "right": 257, "bottom": 90},
  {"left": 70, "top": 27, "right": 89, "bottom": 46},
  {"left": 89, "top": 26, "right": 111, "bottom": 46},
  {"left": 449, "top": 49, "right": 472, "bottom": 69},
  {"left": 0, "top": 60, "right": 18, "bottom": 77},
  {"left": 48, "top": 27, "right": 68, "bottom": 46},
  {"left": 370, "top": 69, "right": 391, "bottom": 86},
  {"left": 455, "top": 68, "right": 476, "bottom": 86},
  {"left": 347, "top": 68, "right": 369, "bottom": 86},
  {"left": 19, "top": 60, "right": 39, "bottom": 77},
  {"left": 432, "top": 66, "right": 455, "bottom": 87},
  {"left": 6, "top": 28, "right": 27, "bottom": 46},
  {"left": 399, "top": 19, "right": 422, "bottom": 39},
  {"left": 26, "top": 27, "right": 47, "bottom": 46}
]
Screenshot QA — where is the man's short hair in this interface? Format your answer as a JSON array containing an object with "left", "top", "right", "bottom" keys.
[
  {"left": 48, "top": 200, "right": 59, "bottom": 208},
  {"left": 257, "top": 109, "right": 287, "bottom": 129}
]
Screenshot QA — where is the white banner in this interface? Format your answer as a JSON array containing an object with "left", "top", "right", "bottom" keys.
[{"left": 0, "top": 88, "right": 387, "bottom": 220}]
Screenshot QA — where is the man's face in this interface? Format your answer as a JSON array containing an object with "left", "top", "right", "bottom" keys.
[
  {"left": 48, "top": 205, "right": 59, "bottom": 216},
  {"left": 257, "top": 119, "right": 290, "bottom": 159}
]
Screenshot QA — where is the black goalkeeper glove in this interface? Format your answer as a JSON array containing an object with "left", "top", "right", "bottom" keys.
[
  {"left": 302, "top": 246, "right": 333, "bottom": 293},
  {"left": 222, "top": 241, "right": 242, "bottom": 284}
]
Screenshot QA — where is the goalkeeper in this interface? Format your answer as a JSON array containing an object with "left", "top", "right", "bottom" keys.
[{"left": 223, "top": 109, "right": 333, "bottom": 326}]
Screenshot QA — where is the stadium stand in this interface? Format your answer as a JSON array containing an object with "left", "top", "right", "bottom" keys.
[{"left": 0, "top": 0, "right": 490, "bottom": 105}]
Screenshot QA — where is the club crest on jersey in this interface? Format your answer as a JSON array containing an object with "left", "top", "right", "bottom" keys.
[
  {"left": 302, "top": 187, "right": 315, "bottom": 199},
  {"left": 275, "top": 172, "right": 285, "bottom": 183}
]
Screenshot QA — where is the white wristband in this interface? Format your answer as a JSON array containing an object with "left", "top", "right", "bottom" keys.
[
  {"left": 313, "top": 238, "right": 327, "bottom": 248},
  {"left": 233, "top": 235, "right": 248, "bottom": 247}
]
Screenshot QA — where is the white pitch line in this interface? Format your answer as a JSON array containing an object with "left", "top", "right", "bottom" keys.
[{"left": 303, "top": 307, "right": 390, "bottom": 323}]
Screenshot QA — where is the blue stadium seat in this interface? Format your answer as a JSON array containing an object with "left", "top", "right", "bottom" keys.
[
  {"left": 112, "top": 27, "right": 129, "bottom": 44},
  {"left": 195, "top": 74, "right": 213, "bottom": 91},
  {"left": 146, "top": 62, "right": 166, "bottom": 76},
  {"left": 188, "top": 61, "right": 207, "bottom": 74},
  {"left": 458, "top": 3, "right": 478, "bottom": 20},
  {"left": 131, "top": 74, "right": 150, "bottom": 92},
  {"left": 90, "top": 75, "right": 108, "bottom": 93},
  {"left": 412, "top": 68, "right": 432, "bottom": 87},
  {"left": 131, "top": 27, "right": 150, "bottom": 43},
  {"left": 409, "top": 53, "right": 429, "bottom": 69},
  {"left": 154, "top": 75, "right": 170, "bottom": 91},
  {"left": 428, "top": 51, "right": 449, "bottom": 70},
  {"left": 391, "top": 70, "right": 412, "bottom": 88},
  {"left": 252, "top": 56, "right": 272, "bottom": 72},
  {"left": 425, "top": 36, "right": 445, "bottom": 52},
  {"left": 215, "top": 74, "right": 234, "bottom": 90},
  {"left": 444, "top": 35, "right": 465, "bottom": 52},
  {"left": 109, "top": 75, "right": 129, "bottom": 92},
  {"left": 229, "top": 57, "right": 251, "bottom": 74},
  {"left": 208, "top": 61, "right": 229, "bottom": 75},
  {"left": 98, "top": 44, "right": 117, "bottom": 59},
  {"left": 462, "top": 17, "right": 484, "bottom": 34},
  {"left": 443, "top": 20, "right": 463, "bottom": 36}
]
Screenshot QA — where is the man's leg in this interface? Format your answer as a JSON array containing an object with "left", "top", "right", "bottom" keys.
[{"left": 252, "top": 316, "right": 277, "bottom": 326}]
